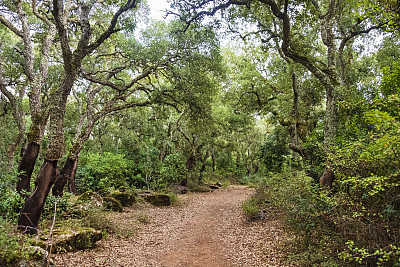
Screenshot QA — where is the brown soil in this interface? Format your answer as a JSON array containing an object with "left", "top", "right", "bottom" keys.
[{"left": 53, "top": 185, "right": 292, "bottom": 266}]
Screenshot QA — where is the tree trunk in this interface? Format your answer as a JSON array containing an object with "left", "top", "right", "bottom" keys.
[
  {"left": 211, "top": 149, "right": 215, "bottom": 173},
  {"left": 320, "top": 161, "right": 334, "bottom": 190},
  {"left": 199, "top": 150, "right": 209, "bottom": 182},
  {"left": 52, "top": 157, "right": 78, "bottom": 197},
  {"left": 7, "top": 129, "right": 25, "bottom": 169},
  {"left": 68, "top": 167, "right": 77, "bottom": 194},
  {"left": 253, "top": 165, "right": 259, "bottom": 175},
  {"left": 16, "top": 142, "right": 40, "bottom": 194},
  {"left": 182, "top": 155, "right": 196, "bottom": 186},
  {"left": 18, "top": 159, "right": 58, "bottom": 234},
  {"left": 320, "top": 87, "right": 338, "bottom": 189}
]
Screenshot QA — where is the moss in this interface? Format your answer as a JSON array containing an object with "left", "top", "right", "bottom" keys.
[
  {"left": 39, "top": 227, "right": 102, "bottom": 253},
  {"left": 97, "top": 188, "right": 112, "bottom": 197},
  {"left": 76, "top": 191, "right": 102, "bottom": 206},
  {"left": 145, "top": 194, "right": 171, "bottom": 206},
  {"left": 102, "top": 197, "right": 123, "bottom": 212},
  {"left": 110, "top": 191, "right": 136, "bottom": 207}
]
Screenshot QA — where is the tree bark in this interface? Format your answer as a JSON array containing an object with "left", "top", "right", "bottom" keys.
[
  {"left": 52, "top": 157, "right": 78, "bottom": 197},
  {"left": 16, "top": 143, "right": 40, "bottom": 194},
  {"left": 320, "top": 161, "right": 334, "bottom": 190},
  {"left": 18, "top": 160, "right": 58, "bottom": 234}
]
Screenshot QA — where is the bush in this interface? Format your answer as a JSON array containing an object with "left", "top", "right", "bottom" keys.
[
  {"left": 0, "top": 190, "right": 25, "bottom": 222},
  {"left": 0, "top": 168, "right": 24, "bottom": 222},
  {"left": 75, "top": 152, "right": 133, "bottom": 193},
  {"left": 242, "top": 197, "right": 259, "bottom": 220},
  {"left": 259, "top": 126, "right": 291, "bottom": 173},
  {"left": 0, "top": 218, "right": 32, "bottom": 265},
  {"left": 158, "top": 154, "right": 188, "bottom": 187},
  {"left": 251, "top": 171, "right": 340, "bottom": 265},
  {"left": 42, "top": 192, "right": 75, "bottom": 220}
]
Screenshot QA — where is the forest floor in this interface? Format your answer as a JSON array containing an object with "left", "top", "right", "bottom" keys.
[{"left": 52, "top": 185, "right": 293, "bottom": 266}]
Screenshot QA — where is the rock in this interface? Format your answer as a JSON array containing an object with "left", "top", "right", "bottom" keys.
[
  {"left": 97, "top": 188, "right": 112, "bottom": 197},
  {"left": 61, "top": 205, "right": 87, "bottom": 218},
  {"left": 28, "top": 246, "right": 48, "bottom": 261},
  {"left": 39, "top": 227, "right": 102, "bottom": 253},
  {"left": 110, "top": 191, "right": 136, "bottom": 207},
  {"left": 102, "top": 197, "right": 123, "bottom": 212},
  {"left": 145, "top": 194, "right": 171, "bottom": 206},
  {"left": 172, "top": 184, "right": 188, "bottom": 194},
  {"left": 76, "top": 191, "right": 103, "bottom": 207},
  {"left": 190, "top": 185, "right": 212, "bottom": 193}
]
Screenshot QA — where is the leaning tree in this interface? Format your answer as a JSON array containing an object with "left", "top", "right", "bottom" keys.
[{"left": 12, "top": 0, "right": 143, "bottom": 234}]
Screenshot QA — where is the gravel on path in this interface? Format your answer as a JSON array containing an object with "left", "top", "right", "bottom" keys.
[{"left": 53, "top": 185, "right": 291, "bottom": 266}]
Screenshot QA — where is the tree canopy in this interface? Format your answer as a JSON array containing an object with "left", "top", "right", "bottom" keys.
[{"left": 0, "top": 0, "right": 399, "bottom": 265}]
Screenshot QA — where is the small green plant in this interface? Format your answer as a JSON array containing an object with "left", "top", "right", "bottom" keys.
[
  {"left": 167, "top": 193, "right": 178, "bottom": 206},
  {"left": 81, "top": 210, "right": 114, "bottom": 233},
  {"left": 42, "top": 192, "right": 75, "bottom": 220},
  {"left": 0, "top": 218, "right": 32, "bottom": 264},
  {"left": 242, "top": 197, "right": 259, "bottom": 220},
  {"left": 136, "top": 211, "right": 151, "bottom": 224}
]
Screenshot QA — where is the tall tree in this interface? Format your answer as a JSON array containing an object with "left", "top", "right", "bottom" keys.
[
  {"left": 16, "top": 0, "right": 142, "bottom": 234},
  {"left": 0, "top": 0, "right": 57, "bottom": 192}
]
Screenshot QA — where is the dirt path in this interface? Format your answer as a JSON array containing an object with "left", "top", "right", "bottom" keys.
[{"left": 53, "top": 185, "right": 291, "bottom": 266}]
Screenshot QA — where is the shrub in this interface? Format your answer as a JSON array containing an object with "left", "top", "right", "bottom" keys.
[
  {"left": 159, "top": 154, "right": 188, "bottom": 187},
  {"left": 242, "top": 197, "right": 259, "bottom": 220},
  {"left": 75, "top": 152, "right": 133, "bottom": 193},
  {"left": 0, "top": 218, "right": 32, "bottom": 265},
  {"left": 42, "top": 192, "right": 75, "bottom": 220}
]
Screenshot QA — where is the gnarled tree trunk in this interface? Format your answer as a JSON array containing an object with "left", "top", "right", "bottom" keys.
[
  {"left": 52, "top": 157, "right": 78, "bottom": 197},
  {"left": 16, "top": 143, "right": 40, "bottom": 193},
  {"left": 18, "top": 160, "right": 58, "bottom": 234}
]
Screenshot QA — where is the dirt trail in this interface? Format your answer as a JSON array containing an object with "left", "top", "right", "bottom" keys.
[{"left": 53, "top": 185, "right": 290, "bottom": 266}]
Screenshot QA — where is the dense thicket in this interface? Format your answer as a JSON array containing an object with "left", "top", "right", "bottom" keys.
[{"left": 0, "top": 0, "right": 399, "bottom": 265}]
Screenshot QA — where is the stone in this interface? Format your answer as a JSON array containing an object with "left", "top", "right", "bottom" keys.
[
  {"left": 110, "top": 191, "right": 136, "bottom": 207},
  {"left": 209, "top": 184, "right": 219, "bottom": 189},
  {"left": 145, "top": 194, "right": 171, "bottom": 206},
  {"left": 39, "top": 227, "right": 102, "bottom": 253},
  {"left": 76, "top": 191, "right": 103, "bottom": 207},
  {"left": 97, "top": 188, "right": 112, "bottom": 197},
  {"left": 102, "top": 197, "right": 123, "bottom": 212},
  {"left": 172, "top": 184, "right": 188, "bottom": 194}
]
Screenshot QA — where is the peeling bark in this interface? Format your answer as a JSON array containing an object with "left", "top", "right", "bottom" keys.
[
  {"left": 18, "top": 160, "right": 58, "bottom": 235},
  {"left": 16, "top": 143, "right": 40, "bottom": 193},
  {"left": 52, "top": 157, "right": 78, "bottom": 197}
]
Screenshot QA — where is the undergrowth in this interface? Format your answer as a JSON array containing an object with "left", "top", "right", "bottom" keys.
[
  {"left": 245, "top": 171, "right": 400, "bottom": 266},
  {"left": 0, "top": 218, "right": 34, "bottom": 265}
]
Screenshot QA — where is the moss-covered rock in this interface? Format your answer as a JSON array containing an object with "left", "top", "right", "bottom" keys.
[
  {"left": 97, "top": 188, "right": 112, "bottom": 197},
  {"left": 76, "top": 191, "right": 103, "bottom": 207},
  {"left": 145, "top": 194, "right": 171, "bottom": 206},
  {"left": 110, "top": 191, "right": 136, "bottom": 207},
  {"left": 102, "top": 197, "right": 123, "bottom": 212},
  {"left": 39, "top": 227, "right": 102, "bottom": 253}
]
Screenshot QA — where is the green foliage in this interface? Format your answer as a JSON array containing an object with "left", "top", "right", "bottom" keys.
[
  {"left": 241, "top": 197, "right": 259, "bottom": 220},
  {"left": 259, "top": 126, "right": 290, "bottom": 172},
  {"left": 159, "top": 154, "right": 188, "bottom": 187},
  {"left": 331, "top": 94, "right": 400, "bottom": 266},
  {"left": 340, "top": 241, "right": 400, "bottom": 266},
  {"left": 0, "top": 167, "right": 24, "bottom": 222},
  {"left": 76, "top": 152, "right": 134, "bottom": 193},
  {"left": 250, "top": 171, "right": 342, "bottom": 265},
  {"left": 41, "top": 192, "right": 75, "bottom": 220},
  {"left": 381, "top": 61, "right": 400, "bottom": 96},
  {"left": 0, "top": 218, "right": 32, "bottom": 264}
]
